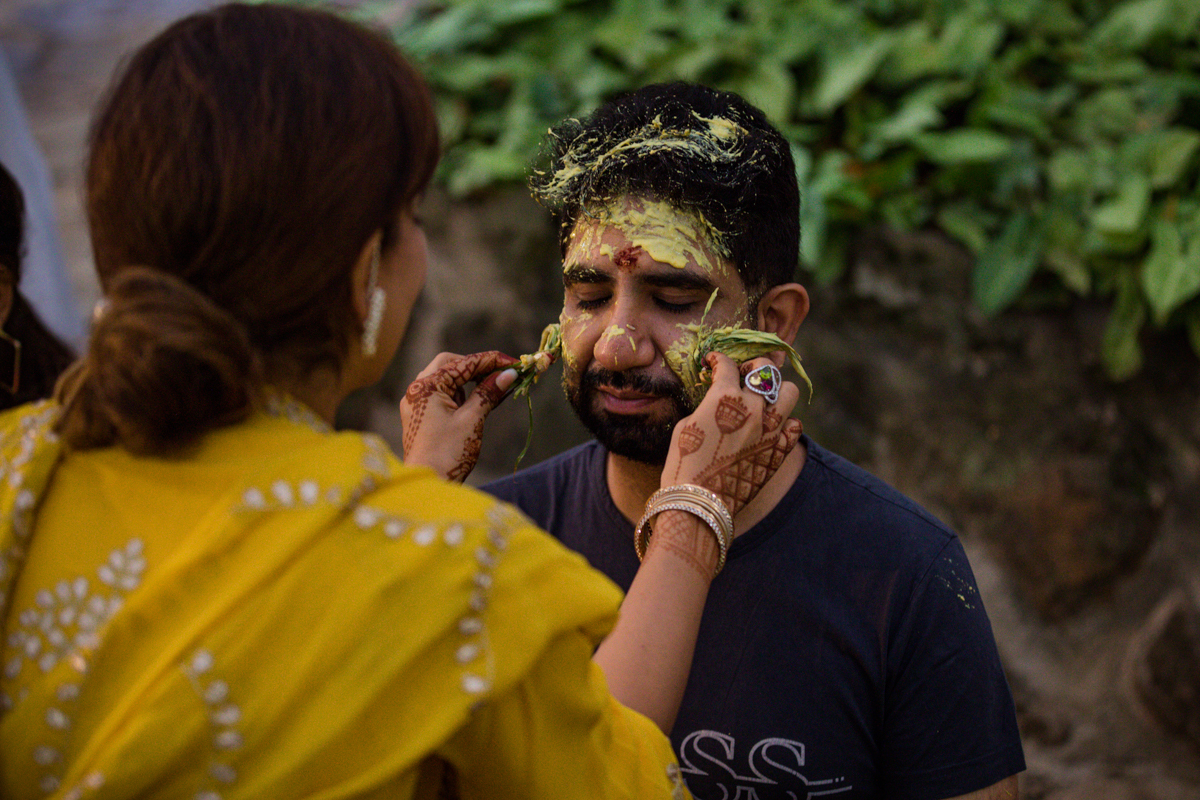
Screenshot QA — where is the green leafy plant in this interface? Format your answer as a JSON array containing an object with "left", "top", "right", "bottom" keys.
[{"left": 294, "top": 0, "right": 1200, "bottom": 379}]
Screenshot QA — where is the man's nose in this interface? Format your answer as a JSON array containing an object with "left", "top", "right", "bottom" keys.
[{"left": 594, "top": 318, "right": 654, "bottom": 372}]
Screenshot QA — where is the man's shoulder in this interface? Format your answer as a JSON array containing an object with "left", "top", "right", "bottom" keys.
[
  {"left": 480, "top": 440, "right": 602, "bottom": 501},
  {"left": 794, "top": 437, "right": 958, "bottom": 551}
]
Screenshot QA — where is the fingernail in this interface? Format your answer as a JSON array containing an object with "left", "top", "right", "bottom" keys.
[{"left": 496, "top": 368, "right": 519, "bottom": 391}]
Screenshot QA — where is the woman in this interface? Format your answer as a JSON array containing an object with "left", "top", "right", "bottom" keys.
[
  {"left": 0, "top": 4, "right": 803, "bottom": 798},
  {"left": 0, "top": 163, "right": 74, "bottom": 409}
]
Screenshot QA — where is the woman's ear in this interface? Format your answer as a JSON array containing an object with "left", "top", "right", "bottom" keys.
[
  {"left": 350, "top": 230, "right": 383, "bottom": 323},
  {"left": 755, "top": 282, "right": 809, "bottom": 345}
]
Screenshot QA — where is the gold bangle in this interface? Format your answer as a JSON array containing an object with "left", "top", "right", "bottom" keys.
[
  {"left": 634, "top": 487, "right": 733, "bottom": 575},
  {"left": 634, "top": 503, "right": 728, "bottom": 574},
  {"left": 650, "top": 485, "right": 733, "bottom": 540}
]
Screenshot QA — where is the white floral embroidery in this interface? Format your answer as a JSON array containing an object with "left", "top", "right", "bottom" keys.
[
  {"left": 6, "top": 538, "right": 146, "bottom": 793},
  {"left": 236, "top": 431, "right": 393, "bottom": 522},
  {"left": 243, "top": 396, "right": 524, "bottom": 703},
  {"left": 263, "top": 393, "right": 330, "bottom": 434},
  {"left": 58, "top": 771, "right": 104, "bottom": 800},
  {"left": 184, "top": 649, "right": 243, "bottom": 800},
  {"left": 0, "top": 403, "right": 59, "bottom": 595},
  {"left": 453, "top": 504, "right": 521, "bottom": 699}
]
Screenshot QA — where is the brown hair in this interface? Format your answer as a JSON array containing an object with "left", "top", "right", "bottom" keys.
[{"left": 57, "top": 2, "right": 438, "bottom": 454}]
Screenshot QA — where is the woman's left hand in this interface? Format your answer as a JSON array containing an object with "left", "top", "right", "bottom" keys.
[{"left": 400, "top": 350, "right": 518, "bottom": 482}]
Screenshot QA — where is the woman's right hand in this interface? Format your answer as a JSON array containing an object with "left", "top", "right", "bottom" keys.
[
  {"left": 663, "top": 352, "right": 803, "bottom": 523},
  {"left": 400, "top": 351, "right": 518, "bottom": 482}
]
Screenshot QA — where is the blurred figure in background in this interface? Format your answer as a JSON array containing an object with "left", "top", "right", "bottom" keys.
[
  {"left": 0, "top": 54, "right": 86, "bottom": 349},
  {"left": 0, "top": 161, "right": 74, "bottom": 408}
]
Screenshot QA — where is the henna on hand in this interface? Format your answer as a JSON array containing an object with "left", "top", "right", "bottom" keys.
[
  {"left": 664, "top": 353, "right": 804, "bottom": 526},
  {"left": 401, "top": 351, "right": 517, "bottom": 480},
  {"left": 445, "top": 416, "right": 486, "bottom": 483},
  {"left": 646, "top": 510, "right": 720, "bottom": 581},
  {"left": 402, "top": 378, "right": 439, "bottom": 457},
  {"left": 714, "top": 395, "right": 751, "bottom": 434}
]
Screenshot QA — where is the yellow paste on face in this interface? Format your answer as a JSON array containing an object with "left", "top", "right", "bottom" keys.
[
  {"left": 599, "top": 323, "right": 638, "bottom": 354},
  {"left": 565, "top": 197, "right": 730, "bottom": 281},
  {"left": 557, "top": 307, "right": 590, "bottom": 373}
]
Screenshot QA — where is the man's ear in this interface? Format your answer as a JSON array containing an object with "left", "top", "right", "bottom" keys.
[{"left": 755, "top": 282, "right": 809, "bottom": 345}]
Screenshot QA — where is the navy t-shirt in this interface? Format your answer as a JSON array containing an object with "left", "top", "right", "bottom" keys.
[{"left": 483, "top": 436, "right": 1025, "bottom": 800}]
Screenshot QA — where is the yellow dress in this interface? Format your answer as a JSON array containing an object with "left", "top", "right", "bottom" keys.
[{"left": 0, "top": 398, "right": 688, "bottom": 799}]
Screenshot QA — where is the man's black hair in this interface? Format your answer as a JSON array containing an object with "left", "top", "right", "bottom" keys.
[{"left": 530, "top": 81, "right": 800, "bottom": 296}]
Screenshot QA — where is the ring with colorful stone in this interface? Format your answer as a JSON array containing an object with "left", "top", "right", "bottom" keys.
[{"left": 743, "top": 364, "right": 781, "bottom": 404}]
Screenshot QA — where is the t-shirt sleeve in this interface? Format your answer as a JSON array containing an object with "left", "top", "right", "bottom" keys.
[
  {"left": 437, "top": 627, "right": 688, "bottom": 799},
  {"left": 880, "top": 537, "right": 1025, "bottom": 799}
]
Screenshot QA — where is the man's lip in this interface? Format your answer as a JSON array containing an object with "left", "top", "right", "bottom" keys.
[
  {"left": 598, "top": 387, "right": 656, "bottom": 401},
  {"left": 597, "top": 386, "right": 666, "bottom": 413}
]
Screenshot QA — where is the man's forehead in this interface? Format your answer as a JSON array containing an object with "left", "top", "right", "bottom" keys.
[{"left": 564, "top": 195, "right": 735, "bottom": 281}]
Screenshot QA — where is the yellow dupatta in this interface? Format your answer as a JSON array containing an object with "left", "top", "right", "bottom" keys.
[{"left": 0, "top": 400, "right": 686, "bottom": 800}]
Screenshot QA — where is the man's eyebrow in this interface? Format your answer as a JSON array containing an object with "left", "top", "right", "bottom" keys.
[
  {"left": 639, "top": 271, "right": 717, "bottom": 292},
  {"left": 562, "top": 265, "right": 610, "bottom": 286}
]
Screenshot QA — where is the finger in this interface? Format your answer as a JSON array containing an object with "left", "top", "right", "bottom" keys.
[
  {"left": 738, "top": 356, "right": 773, "bottom": 378},
  {"left": 466, "top": 367, "right": 517, "bottom": 414},
  {"left": 430, "top": 350, "right": 519, "bottom": 394},
  {"left": 704, "top": 352, "right": 743, "bottom": 393},
  {"left": 780, "top": 416, "right": 803, "bottom": 454},
  {"left": 772, "top": 380, "right": 802, "bottom": 420},
  {"left": 413, "top": 351, "right": 465, "bottom": 381}
]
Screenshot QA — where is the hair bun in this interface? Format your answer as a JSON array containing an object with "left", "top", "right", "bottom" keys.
[{"left": 55, "top": 267, "right": 262, "bottom": 455}]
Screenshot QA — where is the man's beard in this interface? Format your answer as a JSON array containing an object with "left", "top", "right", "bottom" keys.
[{"left": 563, "top": 363, "right": 695, "bottom": 464}]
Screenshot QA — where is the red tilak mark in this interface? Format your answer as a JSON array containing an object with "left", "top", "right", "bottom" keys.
[{"left": 613, "top": 246, "right": 641, "bottom": 267}]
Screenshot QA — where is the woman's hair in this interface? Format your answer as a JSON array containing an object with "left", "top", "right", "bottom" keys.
[
  {"left": 0, "top": 162, "right": 76, "bottom": 410},
  {"left": 56, "top": 1, "right": 439, "bottom": 455}
]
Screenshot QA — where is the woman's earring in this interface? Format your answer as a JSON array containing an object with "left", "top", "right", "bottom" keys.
[{"left": 362, "top": 243, "right": 386, "bottom": 357}]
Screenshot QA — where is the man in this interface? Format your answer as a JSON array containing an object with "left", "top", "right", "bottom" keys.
[{"left": 483, "top": 82, "right": 1024, "bottom": 800}]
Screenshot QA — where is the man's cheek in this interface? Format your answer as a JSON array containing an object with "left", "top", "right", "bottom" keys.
[{"left": 558, "top": 308, "right": 596, "bottom": 375}]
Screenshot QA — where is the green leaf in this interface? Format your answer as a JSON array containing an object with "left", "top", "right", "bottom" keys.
[
  {"left": 398, "top": 5, "right": 492, "bottom": 57},
  {"left": 800, "top": 183, "right": 829, "bottom": 275},
  {"left": 1047, "top": 150, "right": 1093, "bottom": 193},
  {"left": 1090, "top": 0, "right": 1173, "bottom": 52},
  {"left": 1146, "top": 129, "right": 1200, "bottom": 190},
  {"left": 1043, "top": 206, "right": 1090, "bottom": 294},
  {"left": 862, "top": 81, "right": 969, "bottom": 155},
  {"left": 1067, "top": 57, "right": 1150, "bottom": 84},
  {"left": 913, "top": 129, "right": 1013, "bottom": 164},
  {"left": 446, "top": 146, "right": 527, "bottom": 196},
  {"left": 973, "top": 212, "right": 1044, "bottom": 316},
  {"left": 937, "top": 203, "right": 990, "bottom": 256},
  {"left": 1102, "top": 271, "right": 1146, "bottom": 381},
  {"left": 732, "top": 60, "right": 796, "bottom": 124},
  {"left": 1142, "top": 218, "right": 1200, "bottom": 326},
  {"left": 938, "top": 16, "right": 1005, "bottom": 78},
  {"left": 811, "top": 33, "right": 894, "bottom": 114},
  {"left": 800, "top": 150, "right": 851, "bottom": 280},
  {"left": 1092, "top": 174, "right": 1151, "bottom": 235},
  {"left": 486, "top": 0, "right": 561, "bottom": 26},
  {"left": 1072, "top": 88, "right": 1139, "bottom": 143}
]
